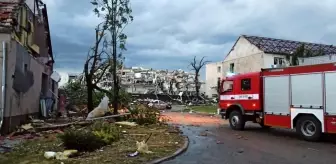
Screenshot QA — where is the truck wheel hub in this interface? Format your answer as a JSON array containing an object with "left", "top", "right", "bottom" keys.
[
  {"left": 301, "top": 120, "right": 316, "bottom": 137},
  {"left": 231, "top": 116, "right": 239, "bottom": 126}
]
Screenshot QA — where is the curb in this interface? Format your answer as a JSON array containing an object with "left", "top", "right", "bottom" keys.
[{"left": 147, "top": 135, "right": 189, "bottom": 164}]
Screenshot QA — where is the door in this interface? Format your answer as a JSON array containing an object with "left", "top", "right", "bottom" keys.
[
  {"left": 235, "top": 76, "right": 261, "bottom": 111},
  {"left": 219, "top": 80, "right": 235, "bottom": 109}
]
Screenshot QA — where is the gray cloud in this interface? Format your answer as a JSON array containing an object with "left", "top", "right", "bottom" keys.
[{"left": 42, "top": 0, "right": 336, "bottom": 78}]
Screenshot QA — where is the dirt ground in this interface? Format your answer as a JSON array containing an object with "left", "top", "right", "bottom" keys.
[
  {"left": 161, "top": 111, "right": 225, "bottom": 127},
  {"left": 161, "top": 112, "right": 336, "bottom": 164}
]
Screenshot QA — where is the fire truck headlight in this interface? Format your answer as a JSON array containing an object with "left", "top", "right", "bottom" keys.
[
  {"left": 253, "top": 103, "right": 256, "bottom": 107},
  {"left": 227, "top": 104, "right": 230, "bottom": 107}
]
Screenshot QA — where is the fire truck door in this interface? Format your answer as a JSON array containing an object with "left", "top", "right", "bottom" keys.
[
  {"left": 235, "top": 77, "right": 260, "bottom": 111},
  {"left": 219, "top": 80, "right": 235, "bottom": 108}
]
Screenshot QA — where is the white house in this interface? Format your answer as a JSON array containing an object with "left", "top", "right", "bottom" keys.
[{"left": 205, "top": 35, "right": 336, "bottom": 98}]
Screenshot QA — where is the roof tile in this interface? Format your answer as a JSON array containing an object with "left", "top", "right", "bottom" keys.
[{"left": 243, "top": 35, "right": 336, "bottom": 55}]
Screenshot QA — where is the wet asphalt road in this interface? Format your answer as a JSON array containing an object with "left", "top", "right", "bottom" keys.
[{"left": 161, "top": 112, "right": 336, "bottom": 164}]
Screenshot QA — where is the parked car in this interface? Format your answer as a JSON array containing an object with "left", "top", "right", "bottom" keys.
[{"left": 148, "top": 100, "right": 172, "bottom": 110}]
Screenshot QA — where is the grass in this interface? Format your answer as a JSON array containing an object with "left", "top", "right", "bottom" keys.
[
  {"left": 184, "top": 105, "right": 217, "bottom": 114},
  {"left": 0, "top": 124, "right": 184, "bottom": 164}
]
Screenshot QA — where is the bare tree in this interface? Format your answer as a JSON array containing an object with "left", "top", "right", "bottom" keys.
[
  {"left": 91, "top": 0, "right": 133, "bottom": 114},
  {"left": 84, "top": 23, "right": 110, "bottom": 112},
  {"left": 189, "top": 56, "right": 209, "bottom": 99}
]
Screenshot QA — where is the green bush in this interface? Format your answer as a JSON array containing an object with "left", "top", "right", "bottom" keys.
[
  {"left": 61, "top": 80, "right": 105, "bottom": 107},
  {"left": 62, "top": 81, "right": 87, "bottom": 106},
  {"left": 128, "top": 104, "right": 161, "bottom": 125},
  {"left": 58, "top": 129, "right": 106, "bottom": 152},
  {"left": 91, "top": 121, "right": 120, "bottom": 144},
  {"left": 58, "top": 121, "right": 121, "bottom": 152},
  {"left": 107, "top": 88, "right": 132, "bottom": 107}
]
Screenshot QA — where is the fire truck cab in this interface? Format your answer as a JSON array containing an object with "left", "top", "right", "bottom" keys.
[{"left": 219, "top": 63, "right": 336, "bottom": 141}]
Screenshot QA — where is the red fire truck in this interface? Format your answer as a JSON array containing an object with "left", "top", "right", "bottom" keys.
[{"left": 219, "top": 62, "right": 336, "bottom": 141}]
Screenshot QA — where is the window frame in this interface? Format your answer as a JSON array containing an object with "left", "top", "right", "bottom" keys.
[
  {"left": 229, "top": 63, "right": 234, "bottom": 72},
  {"left": 222, "top": 80, "right": 233, "bottom": 93},
  {"left": 241, "top": 78, "right": 251, "bottom": 91},
  {"left": 217, "top": 66, "right": 221, "bottom": 73},
  {"left": 274, "top": 57, "right": 284, "bottom": 65}
]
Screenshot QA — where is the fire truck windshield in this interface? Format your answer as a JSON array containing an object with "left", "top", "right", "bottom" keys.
[{"left": 222, "top": 80, "right": 233, "bottom": 93}]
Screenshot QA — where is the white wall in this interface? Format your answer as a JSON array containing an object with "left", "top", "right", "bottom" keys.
[
  {"left": 205, "top": 37, "right": 265, "bottom": 98},
  {"left": 263, "top": 53, "right": 289, "bottom": 68},
  {"left": 264, "top": 53, "right": 336, "bottom": 68},
  {"left": 222, "top": 37, "right": 264, "bottom": 75},
  {"left": 299, "top": 54, "right": 336, "bottom": 66},
  {"left": 224, "top": 37, "right": 263, "bottom": 61},
  {"left": 205, "top": 62, "right": 223, "bottom": 97}
]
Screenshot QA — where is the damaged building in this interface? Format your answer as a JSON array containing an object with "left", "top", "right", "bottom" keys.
[
  {"left": 99, "top": 67, "right": 204, "bottom": 96},
  {"left": 0, "top": 0, "right": 59, "bottom": 134}
]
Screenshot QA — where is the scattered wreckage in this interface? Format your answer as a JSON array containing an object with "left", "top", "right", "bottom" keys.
[{"left": 131, "top": 98, "right": 172, "bottom": 110}]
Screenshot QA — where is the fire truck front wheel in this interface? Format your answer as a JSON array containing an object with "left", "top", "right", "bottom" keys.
[
  {"left": 296, "top": 115, "right": 322, "bottom": 142},
  {"left": 229, "top": 110, "right": 245, "bottom": 130}
]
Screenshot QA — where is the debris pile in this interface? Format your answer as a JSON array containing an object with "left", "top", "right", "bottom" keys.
[
  {"left": 87, "top": 96, "right": 110, "bottom": 119},
  {"left": 0, "top": 115, "right": 92, "bottom": 153},
  {"left": 44, "top": 150, "right": 78, "bottom": 160},
  {"left": 128, "top": 133, "right": 153, "bottom": 157}
]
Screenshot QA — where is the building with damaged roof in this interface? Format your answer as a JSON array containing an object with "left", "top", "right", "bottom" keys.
[
  {"left": 205, "top": 35, "right": 336, "bottom": 98},
  {"left": 60, "top": 66, "right": 205, "bottom": 97},
  {"left": 98, "top": 66, "right": 204, "bottom": 96},
  {"left": 0, "top": 0, "right": 60, "bottom": 134}
]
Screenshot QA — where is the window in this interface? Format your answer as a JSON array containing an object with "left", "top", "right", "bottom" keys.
[
  {"left": 241, "top": 78, "right": 251, "bottom": 91},
  {"left": 217, "top": 66, "right": 221, "bottom": 73},
  {"left": 24, "top": 64, "right": 28, "bottom": 73},
  {"left": 274, "top": 57, "right": 284, "bottom": 65},
  {"left": 222, "top": 80, "right": 233, "bottom": 92},
  {"left": 217, "top": 77, "right": 221, "bottom": 92},
  {"left": 229, "top": 63, "right": 234, "bottom": 72}
]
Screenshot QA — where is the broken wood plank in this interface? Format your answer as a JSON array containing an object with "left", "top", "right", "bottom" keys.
[
  {"left": 86, "top": 113, "right": 131, "bottom": 121},
  {"left": 35, "top": 121, "right": 92, "bottom": 132}
]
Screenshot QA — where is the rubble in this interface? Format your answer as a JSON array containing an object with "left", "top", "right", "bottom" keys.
[
  {"left": 44, "top": 149, "right": 78, "bottom": 160},
  {"left": 86, "top": 96, "right": 109, "bottom": 119},
  {"left": 20, "top": 123, "right": 34, "bottom": 131},
  {"left": 115, "top": 121, "right": 137, "bottom": 127},
  {"left": 199, "top": 132, "right": 208, "bottom": 136},
  {"left": 136, "top": 133, "right": 153, "bottom": 154},
  {"left": 0, "top": 115, "right": 92, "bottom": 154},
  {"left": 136, "top": 140, "right": 153, "bottom": 154}
]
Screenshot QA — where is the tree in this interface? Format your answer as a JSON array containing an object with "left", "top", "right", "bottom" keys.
[
  {"left": 84, "top": 23, "right": 110, "bottom": 112},
  {"left": 286, "top": 43, "right": 325, "bottom": 66},
  {"left": 286, "top": 44, "right": 305, "bottom": 66},
  {"left": 189, "top": 56, "right": 209, "bottom": 99},
  {"left": 62, "top": 81, "right": 87, "bottom": 106},
  {"left": 91, "top": 0, "right": 133, "bottom": 114}
]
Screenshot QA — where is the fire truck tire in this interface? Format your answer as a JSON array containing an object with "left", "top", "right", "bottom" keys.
[
  {"left": 229, "top": 110, "right": 245, "bottom": 130},
  {"left": 296, "top": 116, "right": 322, "bottom": 142}
]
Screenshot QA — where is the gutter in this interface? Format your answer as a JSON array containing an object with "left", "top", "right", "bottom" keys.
[{"left": 0, "top": 41, "right": 7, "bottom": 132}]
